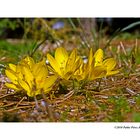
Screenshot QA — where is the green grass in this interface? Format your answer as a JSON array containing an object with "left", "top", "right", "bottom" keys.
[{"left": 0, "top": 40, "right": 41, "bottom": 65}]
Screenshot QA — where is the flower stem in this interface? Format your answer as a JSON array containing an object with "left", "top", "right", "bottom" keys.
[{"left": 42, "top": 93, "right": 56, "bottom": 122}]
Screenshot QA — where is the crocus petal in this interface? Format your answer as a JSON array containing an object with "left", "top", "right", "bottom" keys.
[
  {"left": 16, "top": 65, "right": 24, "bottom": 80},
  {"left": 87, "top": 48, "right": 93, "bottom": 67},
  {"left": 21, "top": 66, "right": 34, "bottom": 89},
  {"left": 47, "top": 53, "right": 61, "bottom": 75},
  {"left": 5, "top": 83, "right": 20, "bottom": 90},
  {"left": 107, "top": 70, "right": 119, "bottom": 76},
  {"left": 55, "top": 47, "right": 68, "bottom": 68},
  {"left": 33, "top": 59, "right": 48, "bottom": 79},
  {"left": 5, "top": 69, "right": 18, "bottom": 84},
  {"left": 20, "top": 56, "right": 35, "bottom": 69},
  {"left": 103, "top": 58, "right": 116, "bottom": 71},
  {"left": 66, "top": 48, "right": 77, "bottom": 72},
  {"left": 89, "top": 66, "right": 107, "bottom": 80},
  {"left": 18, "top": 79, "right": 31, "bottom": 97},
  {"left": 93, "top": 48, "right": 104, "bottom": 66},
  {"left": 43, "top": 75, "right": 58, "bottom": 92},
  {"left": 9, "top": 64, "right": 16, "bottom": 72}
]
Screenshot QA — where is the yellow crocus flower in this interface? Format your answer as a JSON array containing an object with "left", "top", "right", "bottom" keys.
[
  {"left": 102, "top": 58, "right": 119, "bottom": 76},
  {"left": 5, "top": 56, "right": 57, "bottom": 97},
  {"left": 47, "top": 47, "right": 81, "bottom": 80},
  {"left": 93, "top": 48, "right": 119, "bottom": 76},
  {"left": 73, "top": 48, "right": 119, "bottom": 82},
  {"left": 74, "top": 48, "right": 107, "bottom": 81}
]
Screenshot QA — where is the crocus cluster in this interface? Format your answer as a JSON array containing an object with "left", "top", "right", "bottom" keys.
[
  {"left": 47, "top": 47, "right": 119, "bottom": 82},
  {"left": 5, "top": 56, "right": 57, "bottom": 97},
  {"left": 5, "top": 47, "right": 119, "bottom": 97}
]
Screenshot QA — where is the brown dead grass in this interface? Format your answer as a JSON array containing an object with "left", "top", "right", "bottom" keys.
[{"left": 1, "top": 69, "right": 140, "bottom": 122}]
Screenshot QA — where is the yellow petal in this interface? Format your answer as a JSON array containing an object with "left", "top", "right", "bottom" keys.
[
  {"left": 47, "top": 53, "right": 61, "bottom": 75},
  {"left": 37, "top": 66, "right": 48, "bottom": 78},
  {"left": 47, "top": 65, "right": 56, "bottom": 73},
  {"left": 32, "top": 63, "right": 41, "bottom": 76},
  {"left": 18, "top": 79, "right": 31, "bottom": 97},
  {"left": 107, "top": 70, "right": 119, "bottom": 76},
  {"left": 66, "top": 48, "right": 77, "bottom": 72},
  {"left": 35, "top": 68, "right": 49, "bottom": 89},
  {"left": 9, "top": 64, "right": 16, "bottom": 72},
  {"left": 64, "top": 72, "right": 74, "bottom": 80},
  {"left": 22, "top": 66, "right": 34, "bottom": 89},
  {"left": 87, "top": 48, "right": 93, "bottom": 68},
  {"left": 16, "top": 65, "right": 24, "bottom": 80},
  {"left": 20, "top": 56, "right": 35, "bottom": 69},
  {"left": 55, "top": 47, "right": 68, "bottom": 67},
  {"left": 33, "top": 59, "right": 48, "bottom": 78},
  {"left": 93, "top": 48, "right": 104, "bottom": 66},
  {"left": 74, "top": 57, "right": 83, "bottom": 71},
  {"left": 89, "top": 66, "right": 107, "bottom": 80},
  {"left": 43, "top": 75, "right": 58, "bottom": 92},
  {"left": 43, "top": 87, "right": 52, "bottom": 93},
  {"left": 103, "top": 58, "right": 116, "bottom": 71},
  {"left": 5, "top": 69, "right": 18, "bottom": 84},
  {"left": 5, "top": 83, "right": 19, "bottom": 90}
]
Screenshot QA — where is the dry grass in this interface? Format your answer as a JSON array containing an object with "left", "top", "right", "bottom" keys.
[{"left": 1, "top": 67, "right": 140, "bottom": 122}]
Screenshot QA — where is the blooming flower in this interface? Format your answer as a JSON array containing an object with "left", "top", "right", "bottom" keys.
[
  {"left": 93, "top": 48, "right": 119, "bottom": 76},
  {"left": 73, "top": 48, "right": 119, "bottom": 81},
  {"left": 73, "top": 48, "right": 107, "bottom": 81},
  {"left": 5, "top": 56, "right": 57, "bottom": 97},
  {"left": 47, "top": 47, "right": 81, "bottom": 80}
]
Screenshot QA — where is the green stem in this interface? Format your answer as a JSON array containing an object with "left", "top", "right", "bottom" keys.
[{"left": 30, "top": 38, "right": 47, "bottom": 57}]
